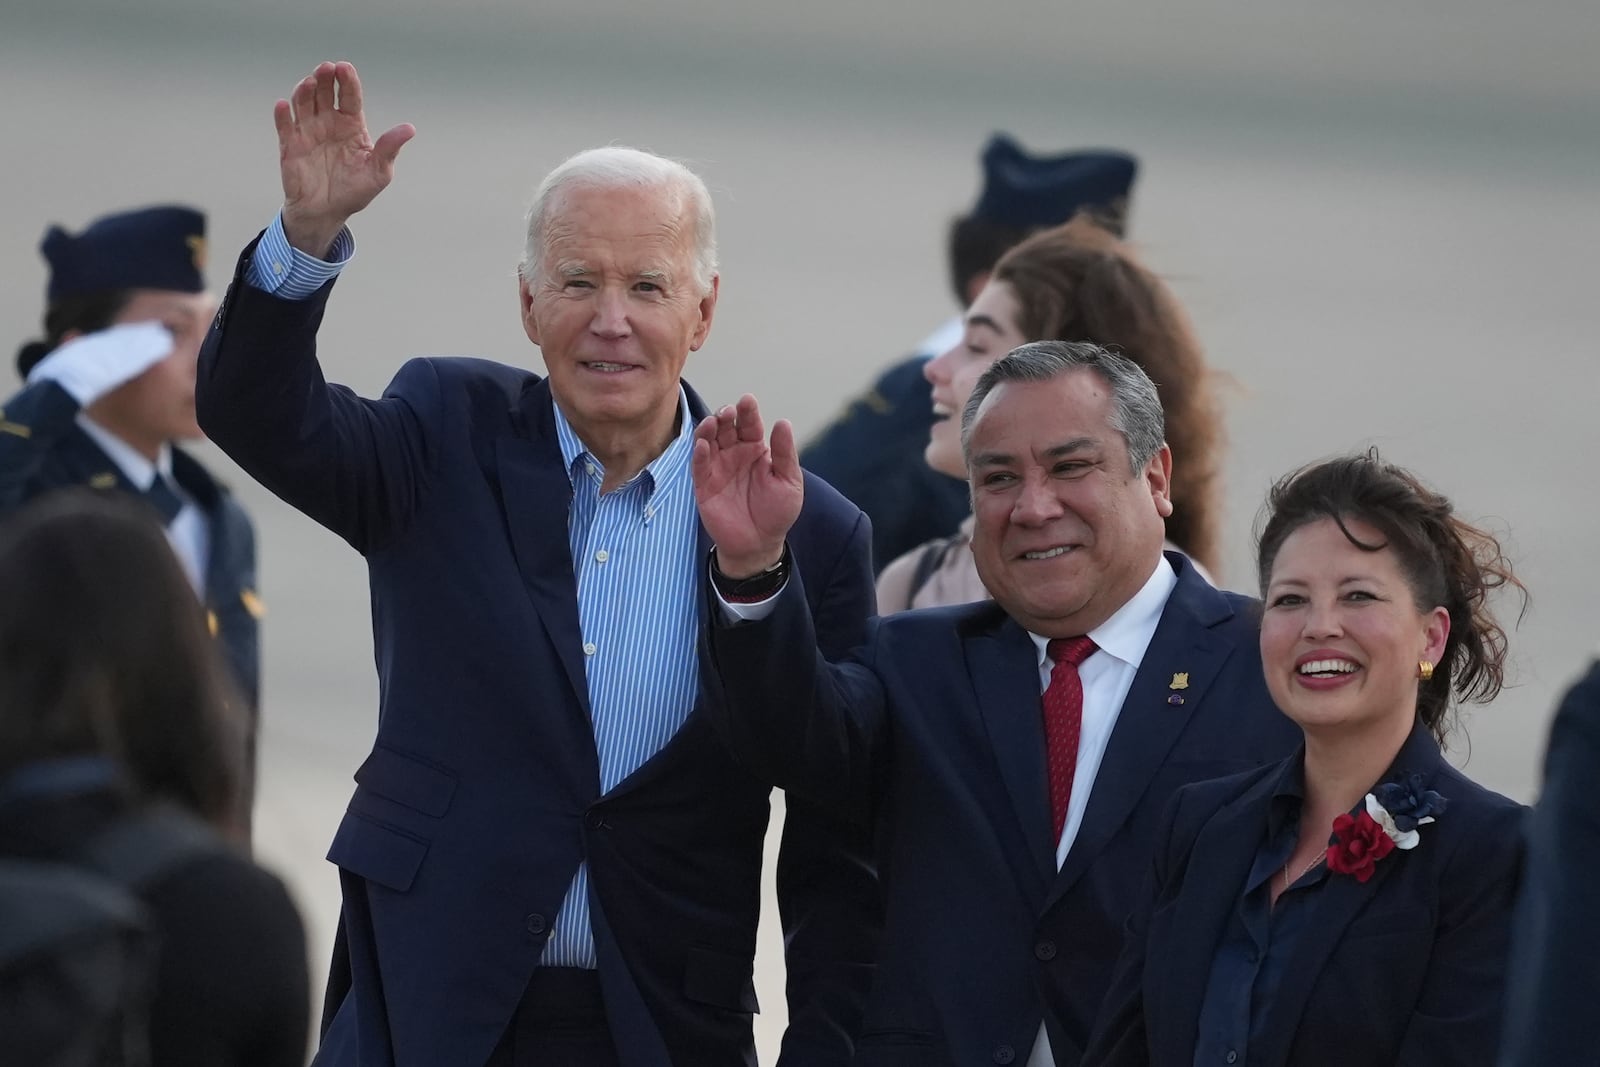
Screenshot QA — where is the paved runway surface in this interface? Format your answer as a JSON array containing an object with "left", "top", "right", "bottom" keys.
[{"left": 5, "top": 1, "right": 1597, "bottom": 1057}]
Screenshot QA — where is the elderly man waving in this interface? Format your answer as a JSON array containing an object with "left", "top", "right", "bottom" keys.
[{"left": 197, "top": 61, "right": 879, "bottom": 1067}]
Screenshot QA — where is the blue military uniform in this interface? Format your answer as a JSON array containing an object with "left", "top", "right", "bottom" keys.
[
  {"left": 802, "top": 137, "right": 1138, "bottom": 573},
  {"left": 3, "top": 206, "right": 262, "bottom": 797}
]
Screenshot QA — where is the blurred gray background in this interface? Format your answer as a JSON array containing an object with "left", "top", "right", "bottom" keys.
[{"left": 4, "top": 0, "right": 1596, "bottom": 1057}]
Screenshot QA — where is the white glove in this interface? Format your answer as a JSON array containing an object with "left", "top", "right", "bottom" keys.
[{"left": 27, "top": 321, "right": 175, "bottom": 406}]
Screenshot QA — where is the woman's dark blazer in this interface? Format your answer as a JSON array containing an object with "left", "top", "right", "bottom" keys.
[{"left": 1084, "top": 722, "right": 1525, "bottom": 1067}]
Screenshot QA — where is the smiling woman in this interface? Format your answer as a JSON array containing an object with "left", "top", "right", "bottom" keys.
[{"left": 1084, "top": 451, "right": 1530, "bottom": 1067}]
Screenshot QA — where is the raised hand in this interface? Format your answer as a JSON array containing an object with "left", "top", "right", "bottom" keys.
[
  {"left": 27, "top": 322, "right": 175, "bottom": 405},
  {"left": 274, "top": 61, "right": 415, "bottom": 257},
  {"left": 692, "top": 395, "right": 804, "bottom": 578}
]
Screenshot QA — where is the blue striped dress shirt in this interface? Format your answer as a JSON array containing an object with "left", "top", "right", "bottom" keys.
[
  {"left": 541, "top": 392, "right": 702, "bottom": 967},
  {"left": 247, "top": 217, "right": 706, "bottom": 969}
]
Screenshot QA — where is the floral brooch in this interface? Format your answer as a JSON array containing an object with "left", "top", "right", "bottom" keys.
[{"left": 1326, "top": 773, "right": 1448, "bottom": 882}]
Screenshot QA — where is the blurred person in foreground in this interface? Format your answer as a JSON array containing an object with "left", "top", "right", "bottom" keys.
[
  {"left": 0, "top": 490, "right": 307, "bottom": 1067},
  {"left": 801, "top": 136, "right": 1137, "bottom": 571},
  {"left": 196, "top": 61, "right": 878, "bottom": 1066},
  {"left": 877, "top": 217, "right": 1223, "bottom": 613},
  {"left": 2, "top": 205, "right": 264, "bottom": 817},
  {"left": 1084, "top": 453, "right": 1526, "bottom": 1067},
  {"left": 696, "top": 342, "right": 1299, "bottom": 1066},
  {"left": 1499, "top": 650, "right": 1600, "bottom": 1066}
]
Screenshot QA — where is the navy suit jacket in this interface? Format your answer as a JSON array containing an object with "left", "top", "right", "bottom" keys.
[
  {"left": 0, "top": 380, "right": 260, "bottom": 705},
  {"left": 1085, "top": 723, "right": 1526, "bottom": 1067},
  {"left": 703, "top": 552, "right": 1300, "bottom": 1066},
  {"left": 196, "top": 241, "right": 881, "bottom": 1067},
  {"left": 1500, "top": 657, "right": 1600, "bottom": 1067}
]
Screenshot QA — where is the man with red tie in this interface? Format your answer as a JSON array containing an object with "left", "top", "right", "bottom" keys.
[{"left": 694, "top": 341, "right": 1299, "bottom": 1067}]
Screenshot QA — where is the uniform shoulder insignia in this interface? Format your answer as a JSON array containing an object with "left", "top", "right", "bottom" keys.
[
  {"left": 88, "top": 472, "right": 118, "bottom": 489},
  {"left": 240, "top": 589, "right": 266, "bottom": 619}
]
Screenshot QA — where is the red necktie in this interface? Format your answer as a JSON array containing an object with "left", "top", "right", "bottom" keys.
[{"left": 1043, "top": 636, "right": 1098, "bottom": 844}]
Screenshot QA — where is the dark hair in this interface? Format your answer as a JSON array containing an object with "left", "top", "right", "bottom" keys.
[
  {"left": 0, "top": 490, "right": 244, "bottom": 827},
  {"left": 947, "top": 203, "right": 1130, "bottom": 309},
  {"left": 1255, "top": 451, "right": 1525, "bottom": 743},
  {"left": 990, "top": 218, "right": 1223, "bottom": 574},
  {"left": 15, "top": 290, "right": 135, "bottom": 379},
  {"left": 962, "top": 339, "right": 1166, "bottom": 474}
]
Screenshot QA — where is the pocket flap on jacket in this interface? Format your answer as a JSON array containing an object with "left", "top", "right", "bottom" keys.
[
  {"left": 353, "top": 744, "right": 457, "bottom": 818},
  {"left": 683, "top": 945, "right": 759, "bottom": 1013},
  {"left": 327, "top": 812, "right": 428, "bottom": 892}
]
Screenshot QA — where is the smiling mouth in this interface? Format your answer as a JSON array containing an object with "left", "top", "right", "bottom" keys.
[
  {"left": 583, "top": 361, "right": 636, "bottom": 373},
  {"left": 1021, "top": 546, "right": 1074, "bottom": 561},
  {"left": 1298, "top": 658, "right": 1360, "bottom": 678}
]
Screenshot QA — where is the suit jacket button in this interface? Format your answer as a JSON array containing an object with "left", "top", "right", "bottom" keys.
[
  {"left": 526, "top": 913, "right": 547, "bottom": 935},
  {"left": 1034, "top": 940, "right": 1057, "bottom": 961},
  {"left": 992, "top": 1044, "right": 1016, "bottom": 1064},
  {"left": 584, "top": 811, "right": 606, "bottom": 830}
]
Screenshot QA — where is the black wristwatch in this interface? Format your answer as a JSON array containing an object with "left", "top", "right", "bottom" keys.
[{"left": 710, "top": 544, "right": 791, "bottom": 603}]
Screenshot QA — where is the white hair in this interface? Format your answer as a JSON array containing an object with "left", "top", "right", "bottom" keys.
[{"left": 518, "top": 146, "right": 718, "bottom": 295}]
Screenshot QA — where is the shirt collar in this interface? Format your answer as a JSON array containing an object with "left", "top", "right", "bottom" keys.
[
  {"left": 551, "top": 387, "right": 694, "bottom": 497},
  {"left": 1027, "top": 554, "right": 1178, "bottom": 673},
  {"left": 75, "top": 414, "right": 173, "bottom": 490}
]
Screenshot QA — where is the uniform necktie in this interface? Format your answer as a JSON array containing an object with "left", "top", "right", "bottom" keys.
[
  {"left": 1043, "top": 636, "right": 1098, "bottom": 844},
  {"left": 144, "top": 474, "right": 184, "bottom": 525}
]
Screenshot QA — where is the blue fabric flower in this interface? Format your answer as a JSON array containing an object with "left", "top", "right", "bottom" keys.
[{"left": 1373, "top": 773, "right": 1449, "bottom": 833}]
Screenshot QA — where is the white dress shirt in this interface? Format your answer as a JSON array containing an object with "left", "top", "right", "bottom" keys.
[
  {"left": 1025, "top": 555, "right": 1177, "bottom": 1067},
  {"left": 76, "top": 415, "right": 209, "bottom": 593}
]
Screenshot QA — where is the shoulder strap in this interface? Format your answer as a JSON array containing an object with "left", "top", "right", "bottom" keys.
[
  {"left": 906, "top": 537, "right": 955, "bottom": 603},
  {"left": 76, "top": 806, "right": 223, "bottom": 892}
]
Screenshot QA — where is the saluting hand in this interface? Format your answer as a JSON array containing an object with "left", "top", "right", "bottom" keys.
[
  {"left": 275, "top": 61, "right": 414, "bottom": 258},
  {"left": 692, "top": 395, "right": 803, "bottom": 579}
]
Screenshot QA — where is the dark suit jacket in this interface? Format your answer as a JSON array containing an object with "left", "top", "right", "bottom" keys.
[
  {"left": 0, "top": 381, "right": 261, "bottom": 704},
  {"left": 1085, "top": 723, "right": 1526, "bottom": 1067},
  {"left": 195, "top": 241, "right": 881, "bottom": 1067},
  {"left": 1500, "top": 657, "right": 1600, "bottom": 1067},
  {"left": 703, "top": 552, "right": 1300, "bottom": 1066}
]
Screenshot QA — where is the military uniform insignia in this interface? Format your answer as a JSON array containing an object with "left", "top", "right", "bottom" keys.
[
  {"left": 88, "top": 472, "right": 118, "bottom": 489},
  {"left": 0, "top": 409, "right": 31, "bottom": 438},
  {"left": 240, "top": 588, "right": 266, "bottom": 619},
  {"left": 186, "top": 233, "right": 208, "bottom": 271},
  {"left": 1169, "top": 672, "right": 1189, "bottom": 690}
]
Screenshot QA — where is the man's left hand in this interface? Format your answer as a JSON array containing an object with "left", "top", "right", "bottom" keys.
[{"left": 692, "top": 394, "right": 802, "bottom": 578}]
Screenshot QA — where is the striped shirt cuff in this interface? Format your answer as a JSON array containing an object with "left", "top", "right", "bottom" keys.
[{"left": 245, "top": 213, "right": 356, "bottom": 299}]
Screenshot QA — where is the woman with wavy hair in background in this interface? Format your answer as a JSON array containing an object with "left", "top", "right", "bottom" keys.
[
  {"left": 876, "top": 215, "right": 1224, "bottom": 612},
  {"left": 0, "top": 490, "right": 307, "bottom": 1067},
  {"left": 1082, "top": 452, "right": 1526, "bottom": 1067}
]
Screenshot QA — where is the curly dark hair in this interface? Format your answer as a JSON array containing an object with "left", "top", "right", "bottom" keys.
[
  {"left": 1255, "top": 450, "right": 1525, "bottom": 743},
  {"left": 991, "top": 217, "right": 1223, "bottom": 575}
]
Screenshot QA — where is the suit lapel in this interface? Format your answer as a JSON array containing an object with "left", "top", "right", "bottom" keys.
[
  {"left": 52, "top": 424, "right": 136, "bottom": 493},
  {"left": 1251, "top": 725, "right": 1445, "bottom": 1066},
  {"left": 1152, "top": 771, "right": 1283, "bottom": 1060},
  {"left": 495, "top": 379, "right": 591, "bottom": 718},
  {"left": 966, "top": 611, "right": 1057, "bottom": 891},
  {"left": 1048, "top": 561, "right": 1238, "bottom": 907}
]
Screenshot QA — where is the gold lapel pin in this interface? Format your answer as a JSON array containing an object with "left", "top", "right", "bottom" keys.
[
  {"left": 1170, "top": 672, "right": 1189, "bottom": 690},
  {"left": 88, "top": 472, "right": 118, "bottom": 489}
]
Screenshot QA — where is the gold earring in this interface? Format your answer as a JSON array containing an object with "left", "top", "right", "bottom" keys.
[{"left": 1418, "top": 660, "right": 1435, "bottom": 682}]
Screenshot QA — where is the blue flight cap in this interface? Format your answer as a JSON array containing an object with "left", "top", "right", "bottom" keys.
[
  {"left": 970, "top": 135, "right": 1138, "bottom": 230},
  {"left": 40, "top": 205, "right": 207, "bottom": 304}
]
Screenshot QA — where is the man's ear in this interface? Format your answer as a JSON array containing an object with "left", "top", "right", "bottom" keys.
[
  {"left": 689, "top": 274, "right": 719, "bottom": 352},
  {"left": 1146, "top": 444, "right": 1175, "bottom": 518},
  {"left": 518, "top": 275, "right": 541, "bottom": 346}
]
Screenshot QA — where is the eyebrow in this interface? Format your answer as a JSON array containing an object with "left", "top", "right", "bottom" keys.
[
  {"left": 966, "top": 314, "right": 1006, "bottom": 334},
  {"left": 1268, "top": 574, "right": 1384, "bottom": 589},
  {"left": 970, "top": 436, "right": 1099, "bottom": 468}
]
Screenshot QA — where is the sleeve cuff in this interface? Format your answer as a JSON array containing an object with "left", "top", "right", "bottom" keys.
[{"left": 244, "top": 213, "right": 355, "bottom": 298}]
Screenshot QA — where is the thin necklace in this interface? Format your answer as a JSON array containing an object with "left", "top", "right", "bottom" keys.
[{"left": 1283, "top": 853, "right": 1324, "bottom": 892}]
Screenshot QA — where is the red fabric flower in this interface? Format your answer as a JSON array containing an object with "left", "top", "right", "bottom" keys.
[{"left": 1326, "top": 810, "right": 1397, "bottom": 882}]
